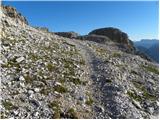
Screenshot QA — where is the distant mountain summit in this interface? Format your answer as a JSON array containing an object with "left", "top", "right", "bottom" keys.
[
  {"left": 134, "top": 39, "right": 159, "bottom": 63},
  {"left": 134, "top": 39, "right": 158, "bottom": 49}
]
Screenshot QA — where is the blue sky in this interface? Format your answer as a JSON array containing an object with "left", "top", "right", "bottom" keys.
[{"left": 3, "top": 1, "right": 158, "bottom": 41}]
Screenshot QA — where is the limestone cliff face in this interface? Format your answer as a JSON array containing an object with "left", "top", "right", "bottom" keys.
[
  {"left": 1, "top": 5, "right": 159, "bottom": 119},
  {"left": 1, "top": 5, "right": 28, "bottom": 25}
]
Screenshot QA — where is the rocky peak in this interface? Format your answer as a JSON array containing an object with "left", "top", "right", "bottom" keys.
[
  {"left": 89, "top": 27, "right": 135, "bottom": 53},
  {"left": 89, "top": 27, "right": 129, "bottom": 44},
  {"left": 1, "top": 5, "right": 28, "bottom": 25}
]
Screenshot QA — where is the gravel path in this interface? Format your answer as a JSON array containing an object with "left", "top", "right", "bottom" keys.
[{"left": 67, "top": 39, "right": 111, "bottom": 118}]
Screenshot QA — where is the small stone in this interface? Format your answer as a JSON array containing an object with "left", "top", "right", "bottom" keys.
[
  {"left": 45, "top": 42, "right": 50, "bottom": 47},
  {"left": 54, "top": 91, "right": 59, "bottom": 95},
  {"left": 8, "top": 82, "right": 12, "bottom": 87},
  {"left": 28, "top": 90, "right": 34, "bottom": 95},
  {"left": 79, "top": 96, "right": 86, "bottom": 102},
  {"left": 132, "top": 99, "right": 141, "bottom": 109},
  {"left": 20, "top": 82, "right": 25, "bottom": 88},
  {"left": 34, "top": 88, "right": 40, "bottom": 92},
  {"left": 95, "top": 105, "right": 105, "bottom": 113},
  {"left": 19, "top": 76, "right": 25, "bottom": 81},
  {"left": 148, "top": 107, "right": 154, "bottom": 114},
  {"left": 30, "top": 99, "right": 40, "bottom": 108},
  {"left": 16, "top": 56, "right": 25, "bottom": 63},
  {"left": 34, "top": 111, "right": 39, "bottom": 117},
  {"left": 55, "top": 82, "right": 62, "bottom": 86},
  {"left": 44, "top": 76, "right": 47, "bottom": 79},
  {"left": 13, "top": 110, "right": 19, "bottom": 116}
]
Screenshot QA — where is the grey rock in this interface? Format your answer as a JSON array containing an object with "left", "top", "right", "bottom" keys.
[{"left": 16, "top": 56, "right": 25, "bottom": 63}]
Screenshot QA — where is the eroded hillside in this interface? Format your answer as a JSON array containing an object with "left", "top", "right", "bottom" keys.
[{"left": 0, "top": 6, "right": 159, "bottom": 119}]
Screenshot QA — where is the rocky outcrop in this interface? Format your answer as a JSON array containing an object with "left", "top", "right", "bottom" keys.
[
  {"left": 89, "top": 27, "right": 135, "bottom": 53},
  {"left": 1, "top": 5, "right": 28, "bottom": 25},
  {"left": 76, "top": 34, "right": 111, "bottom": 44},
  {"left": 89, "top": 27, "right": 129, "bottom": 44},
  {"left": 55, "top": 31, "right": 79, "bottom": 38}
]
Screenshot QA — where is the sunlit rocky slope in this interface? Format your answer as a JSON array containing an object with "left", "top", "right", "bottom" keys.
[{"left": 0, "top": 5, "right": 159, "bottom": 119}]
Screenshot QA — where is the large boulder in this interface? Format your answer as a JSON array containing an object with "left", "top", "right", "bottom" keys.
[
  {"left": 55, "top": 31, "right": 79, "bottom": 38},
  {"left": 1, "top": 5, "right": 28, "bottom": 25}
]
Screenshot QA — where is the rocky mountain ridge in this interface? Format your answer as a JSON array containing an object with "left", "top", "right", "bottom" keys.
[
  {"left": 134, "top": 39, "right": 159, "bottom": 63},
  {"left": 0, "top": 5, "right": 159, "bottom": 119}
]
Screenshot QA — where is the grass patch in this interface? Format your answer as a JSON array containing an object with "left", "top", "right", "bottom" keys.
[
  {"left": 48, "top": 101, "right": 61, "bottom": 119},
  {"left": 2, "top": 58, "right": 21, "bottom": 69},
  {"left": 63, "top": 59, "right": 76, "bottom": 76},
  {"left": 40, "top": 88, "right": 52, "bottom": 95},
  {"left": 54, "top": 85, "right": 68, "bottom": 93},
  {"left": 46, "top": 63, "right": 55, "bottom": 72},
  {"left": 85, "top": 96, "right": 94, "bottom": 106},
  {"left": 127, "top": 90, "right": 142, "bottom": 101},
  {"left": 112, "top": 52, "right": 121, "bottom": 57},
  {"left": 2, "top": 101, "right": 15, "bottom": 110},
  {"left": 67, "top": 108, "right": 79, "bottom": 119},
  {"left": 24, "top": 74, "right": 34, "bottom": 84},
  {"left": 141, "top": 65, "right": 159, "bottom": 74},
  {"left": 79, "top": 59, "right": 85, "bottom": 65},
  {"left": 96, "top": 48, "right": 107, "bottom": 53},
  {"left": 132, "top": 81, "right": 157, "bottom": 101},
  {"left": 68, "top": 77, "right": 82, "bottom": 85},
  {"left": 29, "top": 53, "right": 39, "bottom": 61}
]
